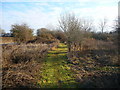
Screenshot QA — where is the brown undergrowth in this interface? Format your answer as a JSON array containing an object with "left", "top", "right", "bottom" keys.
[
  {"left": 0, "top": 37, "right": 14, "bottom": 44},
  {"left": 2, "top": 43, "right": 58, "bottom": 88},
  {"left": 67, "top": 40, "right": 120, "bottom": 88}
]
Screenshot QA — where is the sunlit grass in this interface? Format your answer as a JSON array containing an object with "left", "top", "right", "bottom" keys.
[
  {"left": 95, "top": 66, "right": 120, "bottom": 72},
  {"left": 38, "top": 43, "right": 77, "bottom": 88}
]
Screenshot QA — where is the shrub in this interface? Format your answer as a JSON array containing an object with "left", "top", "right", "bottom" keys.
[
  {"left": 2, "top": 43, "right": 50, "bottom": 88},
  {"left": 10, "top": 23, "right": 34, "bottom": 43},
  {"left": 9, "top": 44, "right": 48, "bottom": 63}
]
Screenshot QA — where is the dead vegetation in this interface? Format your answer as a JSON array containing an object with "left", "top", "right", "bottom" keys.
[
  {"left": 0, "top": 37, "right": 14, "bottom": 44},
  {"left": 2, "top": 43, "right": 58, "bottom": 88},
  {"left": 67, "top": 39, "right": 120, "bottom": 88}
]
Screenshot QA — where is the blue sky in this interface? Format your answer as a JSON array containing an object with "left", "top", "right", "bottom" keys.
[{"left": 0, "top": 0, "right": 119, "bottom": 34}]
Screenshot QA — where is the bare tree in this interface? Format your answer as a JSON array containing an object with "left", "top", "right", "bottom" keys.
[
  {"left": 81, "top": 18, "right": 93, "bottom": 31},
  {"left": 59, "top": 13, "right": 92, "bottom": 52},
  {"left": 59, "top": 13, "right": 81, "bottom": 52},
  {"left": 98, "top": 18, "right": 108, "bottom": 33}
]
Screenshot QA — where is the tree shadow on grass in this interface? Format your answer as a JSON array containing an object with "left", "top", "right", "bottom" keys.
[
  {"left": 38, "top": 71, "right": 120, "bottom": 88},
  {"left": 76, "top": 72, "right": 120, "bottom": 88}
]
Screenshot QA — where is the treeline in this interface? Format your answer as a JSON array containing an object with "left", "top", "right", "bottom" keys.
[
  {"left": 58, "top": 13, "right": 118, "bottom": 52},
  {"left": 0, "top": 24, "right": 66, "bottom": 44},
  {"left": 0, "top": 13, "right": 119, "bottom": 47}
]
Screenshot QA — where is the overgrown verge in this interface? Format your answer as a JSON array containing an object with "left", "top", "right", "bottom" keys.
[
  {"left": 67, "top": 40, "right": 120, "bottom": 88},
  {"left": 0, "top": 37, "right": 14, "bottom": 44},
  {"left": 2, "top": 43, "right": 58, "bottom": 88}
]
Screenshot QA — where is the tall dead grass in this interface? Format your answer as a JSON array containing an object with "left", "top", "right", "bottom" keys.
[
  {"left": 2, "top": 43, "right": 51, "bottom": 88},
  {"left": 0, "top": 37, "right": 14, "bottom": 44},
  {"left": 67, "top": 39, "right": 119, "bottom": 88},
  {"left": 82, "top": 38, "right": 118, "bottom": 50}
]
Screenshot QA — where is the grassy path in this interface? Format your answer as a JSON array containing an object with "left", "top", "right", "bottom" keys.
[{"left": 37, "top": 43, "right": 78, "bottom": 88}]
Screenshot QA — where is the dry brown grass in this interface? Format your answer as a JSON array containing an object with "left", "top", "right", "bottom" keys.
[
  {"left": 0, "top": 37, "right": 14, "bottom": 44},
  {"left": 2, "top": 43, "right": 53, "bottom": 88},
  {"left": 67, "top": 39, "right": 120, "bottom": 88},
  {"left": 82, "top": 38, "right": 117, "bottom": 50}
]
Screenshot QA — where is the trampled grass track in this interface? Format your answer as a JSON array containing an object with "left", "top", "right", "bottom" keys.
[{"left": 37, "top": 43, "right": 78, "bottom": 88}]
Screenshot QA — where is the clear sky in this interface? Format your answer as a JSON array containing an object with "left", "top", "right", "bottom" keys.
[{"left": 0, "top": 0, "right": 119, "bottom": 34}]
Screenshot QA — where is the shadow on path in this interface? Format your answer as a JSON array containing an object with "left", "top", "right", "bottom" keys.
[{"left": 38, "top": 43, "right": 78, "bottom": 88}]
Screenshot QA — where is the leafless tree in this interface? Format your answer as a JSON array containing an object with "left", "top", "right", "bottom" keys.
[
  {"left": 80, "top": 18, "right": 93, "bottom": 31},
  {"left": 98, "top": 18, "right": 108, "bottom": 33},
  {"left": 59, "top": 13, "right": 81, "bottom": 52},
  {"left": 59, "top": 13, "right": 92, "bottom": 52}
]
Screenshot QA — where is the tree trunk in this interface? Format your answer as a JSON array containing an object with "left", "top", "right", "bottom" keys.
[
  {"left": 68, "top": 42, "right": 71, "bottom": 52},
  {"left": 79, "top": 43, "right": 82, "bottom": 51}
]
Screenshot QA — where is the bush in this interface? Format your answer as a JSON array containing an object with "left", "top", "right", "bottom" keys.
[
  {"left": 9, "top": 44, "right": 48, "bottom": 63},
  {"left": 2, "top": 59, "right": 43, "bottom": 88},
  {"left": 92, "top": 32, "right": 109, "bottom": 41},
  {"left": 2, "top": 43, "right": 50, "bottom": 88},
  {"left": 10, "top": 23, "right": 34, "bottom": 43},
  {"left": 2, "top": 70, "right": 36, "bottom": 88},
  {"left": 27, "top": 37, "right": 59, "bottom": 44}
]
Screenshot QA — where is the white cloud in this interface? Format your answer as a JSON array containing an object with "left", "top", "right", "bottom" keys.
[
  {"left": 2, "top": 5, "right": 63, "bottom": 33},
  {"left": 72, "top": 5, "right": 118, "bottom": 32},
  {"left": 1, "top": 0, "right": 119, "bottom": 33},
  {"left": 95, "top": 6, "right": 118, "bottom": 32}
]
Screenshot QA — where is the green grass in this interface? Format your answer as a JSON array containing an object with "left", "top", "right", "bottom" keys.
[
  {"left": 95, "top": 66, "right": 120, "bottom": 72},
  {"left": 37, "top": 43, "right": 78, "bottom": 88}
]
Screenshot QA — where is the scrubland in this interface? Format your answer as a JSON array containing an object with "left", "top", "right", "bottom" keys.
[
  {"left": 67, "top": 39, "right": 120, "bottom": 88},
  {"left": 0, "top": 37, "right": 14, "bottom": 44},
  {"left": 2, "top": 39, "right": 119, "bottom": 88},
  {"left": 1, "top": 13, "right": 119, "bottom": 88},
  {"left": 2, "top": 43, "right": 58, "bottom": 88}
]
